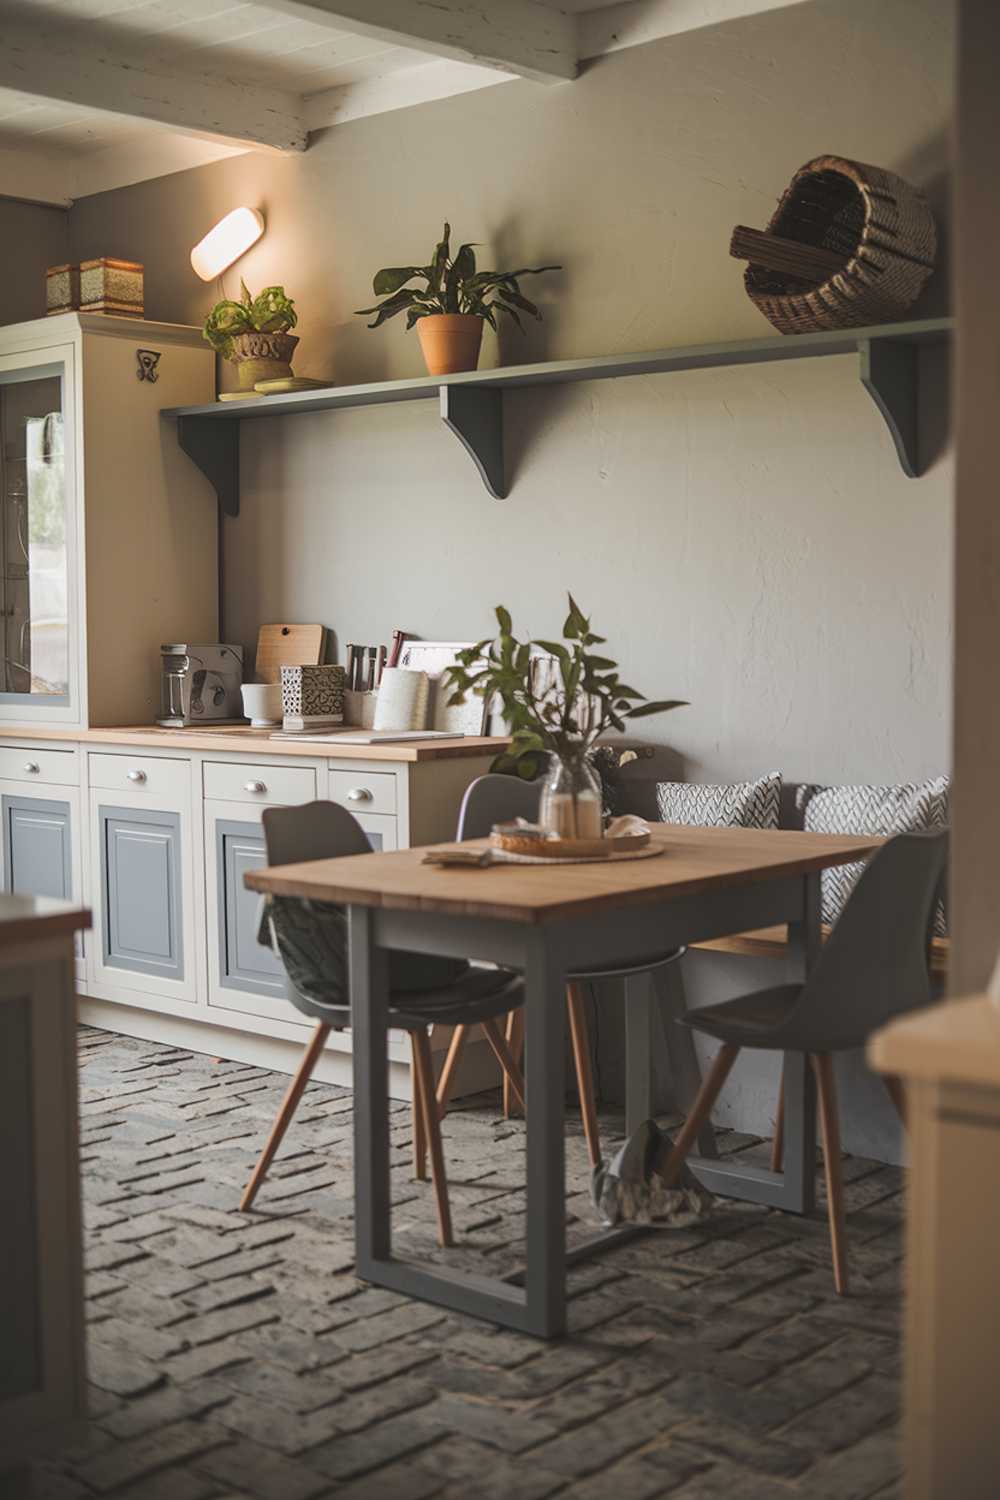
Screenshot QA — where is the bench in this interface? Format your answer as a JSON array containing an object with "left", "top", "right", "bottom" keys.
[{"left": 693, "top": 925, "right": 950, "bottom": 977}]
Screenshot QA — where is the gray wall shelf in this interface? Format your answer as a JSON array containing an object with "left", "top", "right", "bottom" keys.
[{"left": 163, "top": 317, "right": 951, "bottom": 513}]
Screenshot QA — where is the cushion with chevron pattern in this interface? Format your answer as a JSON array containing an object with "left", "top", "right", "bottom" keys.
[
  {"left": 796, "top": 778, "right": 949, "bottom": 934},
  {"left": 655, "top": 772, "right": 781, "bottom": 829}
]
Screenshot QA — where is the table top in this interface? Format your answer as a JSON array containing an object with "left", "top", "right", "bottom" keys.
[
  {"left": 869, "top": 995, "right": 1000, "bottom": 1089},
  {"left": 0, "top": 893, "right": 92, "bottom": 947},
  {"left": 0, "top": 725, "right": 508, "bottom": 763},
  {"left": 246, "top": 823, "right": 882, "bottom": 925}
]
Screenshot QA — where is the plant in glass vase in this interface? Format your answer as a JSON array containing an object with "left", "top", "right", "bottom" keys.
[{"left": 444, "top": 596, "right": 688, "bottom": 839}]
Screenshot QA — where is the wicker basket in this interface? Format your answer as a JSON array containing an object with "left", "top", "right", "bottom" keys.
[{"left": 744, "top": 156, "right": 937, "bottom": 334}]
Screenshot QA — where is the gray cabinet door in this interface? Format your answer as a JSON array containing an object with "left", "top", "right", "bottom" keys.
[
  {"left": 217, "top": 818, "right": 285, "bottom": 998},
  {"left": 99, "top": 805, "right": 183, "bottom": 980},
  {"left": 3, "top": 795, "right": 72, "bottom": 900}
]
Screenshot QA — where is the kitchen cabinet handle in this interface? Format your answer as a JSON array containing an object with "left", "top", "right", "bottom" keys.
[
  {"left": 23, "top": 761, "right": 39, "bottom": 774},
  {"left": 347, "top": 787, "right": 372, "bottom": 802},
  {"left": 127, "top": 769, "right": 147, "bottom": 784},
  {"left": 245, "top": 780, "right": 267, "bottom": 794}
]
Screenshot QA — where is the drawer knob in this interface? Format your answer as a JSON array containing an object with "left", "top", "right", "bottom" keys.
[
  {"left": 245, "top": 780, "right": 267, "bottom": 794},
  {"left": 347, "top": 787, "right": 372, "bottom": 802},
  {"left": 23, "top": 761, "right": 39, "bottom": 774},
  {"left": 127, "top": 768, "right": 147, "bottom": 784}
]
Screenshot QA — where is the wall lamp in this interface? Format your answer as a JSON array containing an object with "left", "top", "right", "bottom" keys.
[{"left": 190, "top": 207, "right": 265, "bottom": 281}]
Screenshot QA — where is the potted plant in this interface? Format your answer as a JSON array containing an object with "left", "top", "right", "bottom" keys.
[
  {"left": 356, "top": 222, "right": 561, "bottom": 376},
  {"left": 444, "top": 596, "right": 687, "bottom": 838},
  {"left": 203, "top": 282, "right": 299, "bottom": 391}
]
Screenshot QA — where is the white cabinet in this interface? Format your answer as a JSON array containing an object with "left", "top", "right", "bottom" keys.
[
  {"left": 203, "top": 756, "right": 321, "bottom": 1028},
  {"left": 0, "top": 314, "right": 217, "bottom": 731},
  {"left": 87, "top": 754, "right": 201, "bottom": 1010},
  {"left": 0, "top": 744, "right": 84, "bottom": 978}
]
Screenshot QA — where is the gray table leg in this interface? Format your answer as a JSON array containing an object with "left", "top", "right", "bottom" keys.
[
  {"left": 780, "top": 870, "right": 821, "bottom": 1215},
  {"left": 350, "top": 906, "right": 391, "bottom": 1270},
  {"left": 650, "top": 961, "right": 718, "bottom": 1158},
  {"left": 524, "top": 931, "right": 568, "bottom": 1339},
  {"left": 625, "top": 976, "right": 654, "bottom": 1137}
]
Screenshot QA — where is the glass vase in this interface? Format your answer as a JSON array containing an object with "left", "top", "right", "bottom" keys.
[{"left": 538, "top": 753, "right": 603, "bottom": 839}]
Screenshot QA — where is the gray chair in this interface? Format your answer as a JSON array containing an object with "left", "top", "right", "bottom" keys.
[
  {"left": 434, "top": 773, "right": 716, "bottom": 1168},
  {"left": 239, "top": 800, "right": 527, "bottom": 1247},
  {"left": 659, "top": 828, "right": 948, "bottom": 1295}
]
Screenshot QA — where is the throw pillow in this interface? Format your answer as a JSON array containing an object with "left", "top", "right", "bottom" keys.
[{"left": 655, "top": 772, "right": 781, "bottom": 829}]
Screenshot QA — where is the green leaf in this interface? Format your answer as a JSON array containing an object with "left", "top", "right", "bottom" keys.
[
  {"left": 240, "top": 279, "right": 252, "bottom": 306},
  {"left": 373, "top": 266, "right": 427, "bottom": 296},
  {"left": 495, "top": 605, "right": 513, "bottom": 634},
  {"left": 533, "top": 640, "right": 570, "bottom": 662},
  {"left": 625, "top": 699, "right": 689, "bottom": 718},
  {"left": 497, "top": 286, "right": 542, "bottom": 320}
]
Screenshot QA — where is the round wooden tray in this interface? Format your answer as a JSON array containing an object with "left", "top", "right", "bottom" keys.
[{"left": 490, "top": 829, "right": 651, "bottom": 860}]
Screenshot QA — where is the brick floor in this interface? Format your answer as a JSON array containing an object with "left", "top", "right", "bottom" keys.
[{"left": 37, "top": 1026, "right": 905, "bottom": 1499}]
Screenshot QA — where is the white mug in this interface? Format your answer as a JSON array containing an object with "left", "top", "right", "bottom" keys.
[{"left": 241, "top": 682, "right": 282, "bottom": 727}]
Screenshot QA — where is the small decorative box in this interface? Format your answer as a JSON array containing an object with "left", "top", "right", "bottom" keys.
[
  {"left": 79, "top": 258, "right": 144, "bottom": 318},
  {"left": 46, "top": 264, "right": 80, "bottom": 316},
  {"left": 280, "top": 664, "right": 345, "bottom": 729}
]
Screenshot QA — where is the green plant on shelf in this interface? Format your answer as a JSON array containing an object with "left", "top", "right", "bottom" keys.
[
  {"left": 356, "top": 222, "right": 561, "bottom": 332},
  {"left": 202, "top": 282, "right": 298, "bottom": 360}
]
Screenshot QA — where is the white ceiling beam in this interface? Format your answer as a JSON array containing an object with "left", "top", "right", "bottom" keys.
[
  {"left": 267, "top": 0, "right": 578, "bottom": 84},
  {"left": 0, "top": 14, "right": 308, "bottom": 153},
  {"left": 579, "top": 0, "right": 815, "bottom": 60}
]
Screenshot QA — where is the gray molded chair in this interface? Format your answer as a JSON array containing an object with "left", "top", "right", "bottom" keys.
[
  {"left": 433, "top": 773, "right": 716, "bottom": 1168},
  {"left": 240, "top": 800, "right": 527, "bottom": 1246},
  {"left": 659, "top": 828, "right": 948, "bottom": 1295}
]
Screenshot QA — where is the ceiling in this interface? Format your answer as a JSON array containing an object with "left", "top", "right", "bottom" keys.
[{"left": 0, "top": 0, "right": 811, "bottom": 202}]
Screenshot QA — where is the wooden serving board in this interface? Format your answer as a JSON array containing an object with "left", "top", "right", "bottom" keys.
[
  {"left": 255, "top": 623, "right": 326, "bottom": 684},
  {"left": 490, "top": 830, "right": 651, "bottom": 860}
]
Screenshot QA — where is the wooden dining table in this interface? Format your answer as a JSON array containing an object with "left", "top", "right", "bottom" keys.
[{"left": 247, "top": 822, "right": 881, "bottom": 1338}]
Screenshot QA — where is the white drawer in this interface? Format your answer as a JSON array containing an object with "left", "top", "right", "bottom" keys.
[
  {"left": 330, "top": 768, "right": 397, "bottom": 816},
  {"left": 203, "top": 760, "right": 317, "bottom": 806},
  {"left": 0, "top": 745, "right": 78, "bottom": 786},
  {"left": 89, "top": 751, "right": 190, "bottom": 802}
]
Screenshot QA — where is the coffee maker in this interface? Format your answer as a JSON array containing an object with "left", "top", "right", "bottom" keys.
[{"left": 157, "top": 644, "right": 243, "bottom": 727}]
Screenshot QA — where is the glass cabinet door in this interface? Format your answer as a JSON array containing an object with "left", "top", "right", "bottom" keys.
[{"left": 0, "top": 360, "right": 71, "bottom": 709}]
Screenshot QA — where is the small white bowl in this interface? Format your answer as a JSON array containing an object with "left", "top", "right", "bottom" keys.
[{"left": 241, "top": 682, "right": 282, "bottom": 727}]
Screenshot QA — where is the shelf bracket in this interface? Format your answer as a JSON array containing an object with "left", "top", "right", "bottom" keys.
[
  {"left": 440, "top": 385, "right": 506, "bottom": 499},
  {"left": 177, "top": 415, "right": 241, "bottom": 517},
  {"left": 858, "top": 337, "right": 920, "bottom": 478}
]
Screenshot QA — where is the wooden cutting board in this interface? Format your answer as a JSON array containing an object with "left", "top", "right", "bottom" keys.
[{"left": 255, "top": 623, "right": 326, "bottom": 684}]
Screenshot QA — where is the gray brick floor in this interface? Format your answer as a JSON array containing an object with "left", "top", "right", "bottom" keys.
[{"left": 37, "top": 1026, "right": 904, "bottom": 1499}]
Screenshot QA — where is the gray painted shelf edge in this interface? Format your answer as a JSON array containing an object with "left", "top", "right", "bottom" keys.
[{"left": 163, "top": 316, "right": 952, "bottom": 513}]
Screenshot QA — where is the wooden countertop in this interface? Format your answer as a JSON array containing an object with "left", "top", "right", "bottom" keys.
[
  {"left": 869, "top": 995, "right": 1000, "bottom": 1089},
  {"left": 247, "top": 824, "right": 882, "bottom": 925},
  {"left": 0, "top": 724, "right": 508, "bottom": 763},
  {"left": 0, "top": 893, "right": 91, "bottom": 948}
]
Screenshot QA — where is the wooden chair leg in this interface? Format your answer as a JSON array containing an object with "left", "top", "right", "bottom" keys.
[
  {"left": 435, "top": 1024, "right": 469, "bottom": 1121},
  {"left": 411, "top": 1034, "right": 428, "bottom": 1180},
  {"left": 481, "top": 1017, "right": 527, "bottom": 1112},
  {"left": 771, "top": 1058, "right": 786, "bottom": 1173},
  {"left": 813, "top": 1052, "right": 849, "bottom": 1297},
  {"left": 504, "top": 1009, "right": 525, "bottom": 1117},
  {"left": 412, "top": 1028, "right": 454, "bottom": 1248},
  {"left": 883, "top": 1072, "right": 907, "bottom": 1126},
  {"left": 240, "top": 1022, "right": 330, "bottom": 1212},
  {"left": 659, "top": 1043, "right": 740, "bottom": 1187},
  {"left": 566, "top": 982, "right": 602, "bottom": 1169}
]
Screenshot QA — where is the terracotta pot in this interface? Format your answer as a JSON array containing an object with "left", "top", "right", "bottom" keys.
[
  {"left": 416, "top": 314, "right": 484, "bottom": 376},
  {"left": 231, "top": 330, "right": 299, "bottom": 390}
]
